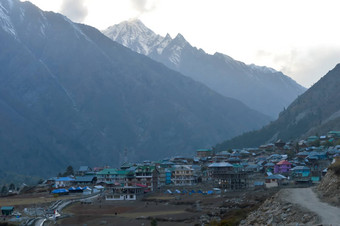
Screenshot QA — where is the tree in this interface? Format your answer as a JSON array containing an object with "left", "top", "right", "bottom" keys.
[
  {"left": 150, "top": 218, "right": 158, "bottom": 226},
  {"left": 9, "top": 183, "right": 15, "bottom": 191},
  {"left": 37, "top": 179, "right": 44, "bottom": 184},
  {"left": 1, "top": 185, "right": 8, "bottom": 195},
  {"left": 63, "top": 165, "right": 74, "bottom": 176}
]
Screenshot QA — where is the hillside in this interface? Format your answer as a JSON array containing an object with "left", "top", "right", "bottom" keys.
[
  {"left": 103, "top": 19, "right": 306, "bottom": 118},
  {"left": 317, "top": 161, "right": 340, "bottom": 206},
  {"left": 0, "top": 0, "right": 270, "bottom": 180},
  {"left": 215, "top": 64, "right": 340, "bottom": 150}
]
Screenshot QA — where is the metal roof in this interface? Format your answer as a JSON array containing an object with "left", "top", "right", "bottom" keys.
[{"left": 208, "top": 162, "right": 233, "bottom": 168}]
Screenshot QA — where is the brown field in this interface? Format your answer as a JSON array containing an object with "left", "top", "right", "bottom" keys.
[{"left": 0, "top": 193, "right": 75, "bottom": 207}]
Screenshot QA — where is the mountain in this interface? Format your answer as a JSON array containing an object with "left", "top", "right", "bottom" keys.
[
  {"left": 0, "top": 0, "right": 270, "bottom": 180},
  {"left": 103, "top": 19, "right": 306, "bottom": 118},
  {"left": 215, "top": 64, "right": 340, "bottom": 150}
]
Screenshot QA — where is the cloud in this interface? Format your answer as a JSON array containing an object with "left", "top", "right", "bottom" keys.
[
  {"left": 256, "top": 47, "right": 340, "bottom": 87},
  {"left": 129, "top": 0, "right": 159, "bottom": 15},
  {"left": 60, "top": 0, "right": 88, "bottom": 23}
]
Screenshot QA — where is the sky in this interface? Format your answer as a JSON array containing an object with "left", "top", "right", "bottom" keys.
[{"left": 24, "top": 0, "right": 340, "bottom": 87}]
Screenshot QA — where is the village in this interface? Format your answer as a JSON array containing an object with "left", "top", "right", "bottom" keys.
[{"left": 1, "top": 130, "right": 340, "bottom": 225}]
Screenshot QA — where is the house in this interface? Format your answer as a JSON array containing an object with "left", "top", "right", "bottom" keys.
[
  {"left": 327, "top": 131, "right": 340, "bottom": 139},
  {"left": 196, "top": 149, "right": 213, "bottom": 158},
  {"left": 296, "top": 151, "right": 309, "bottom": 159},
  {"left": 74, "top": 176, "right": 97, "bottom": 186},
  {"left": 290, "top": 166, "right": 310, "bottom": 177},
  {"left": 245, "top": 164, "right": 261, "bottom": 172},
  {"left": 275, "top": 139, "right": 286, "bottom": 149},
  {"left": 263, "top": 162, "right": 275, "bottom": 172},
  {"left": 307, "top": 136, "right": 319, "bottom": 143},
  {"left": 54, "top": 177, "right": 75, "bottom": 188},
  {"left": 274, "top": 160, "right": 292, "bottom": 174},
  {"left": 76, "top": 166, "right": 92, "bottom": 176},
  {"left": 1, "top": 206, "right": 14, "bottom": 216},
  {"left": 290, "top": 166, "right": 311, "bottom": 184},
  {"left": 105, "top": 186, "right": 144, "bottom": 201},
  {"left": 172, "top": 165, "right": 195, "bottom": 186},
  {"left": 298, "top": 140, "right": 308, "bottom": 148},
  {"left": 265, "top": 174, "right": 287, "bottom": 188},
  {"left": 253, "top": 181, "right": 265, "bottom": 189}
]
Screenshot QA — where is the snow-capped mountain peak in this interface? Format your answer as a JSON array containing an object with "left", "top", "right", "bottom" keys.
[
  {"left": 103, "top": 19, "right": 163, "bottom": 55},
  {"left": 102, "top": 19, "right": 306, "bottom": 118}
]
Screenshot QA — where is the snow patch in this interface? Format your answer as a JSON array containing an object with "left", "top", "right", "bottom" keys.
[
  {"left": 63, "top": 16, "right": 91, "bottom": 42},
  {"left": 0, "top": 2, "right": 17, "bottom": 38},
  {"left": 248, "top": 64, "right": 277, "bottom": 74}
]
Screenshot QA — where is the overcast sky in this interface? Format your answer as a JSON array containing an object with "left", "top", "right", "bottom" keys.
[{"left": 25, "top": 0, "right": 340, "bottom": 87}]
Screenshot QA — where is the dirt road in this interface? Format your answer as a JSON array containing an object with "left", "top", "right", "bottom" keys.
[{"left": 283, "top": 188, "right": 340, "bottom": 226}]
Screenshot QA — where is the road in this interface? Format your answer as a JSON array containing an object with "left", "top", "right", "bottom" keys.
[
  {"left": 282, "top": 187, "right": 340, "bottom": 226},
  {"left": 31, "top": 193, "right": 100, "bottom": 226}
]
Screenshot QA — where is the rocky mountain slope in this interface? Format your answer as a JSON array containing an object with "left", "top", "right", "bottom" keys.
[
  {"left": 103, "top": 19, "right": 306, "bottom": 118},
  {"left": 317, "top": 161, "right": 340, "bottom": 206},
  {"left": 215, "top": 64, "right": 340, "bottom": 150},
  {"left": 241, "top": 190, "right": 319, "bottom": 225},
  {"left": 0, "top": 0, "right": 270, "bottom": 179}
]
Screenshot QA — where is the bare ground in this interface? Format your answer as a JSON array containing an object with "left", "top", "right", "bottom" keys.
[{"left": 282, "top": 187, "right": 340, "bottom": 226}]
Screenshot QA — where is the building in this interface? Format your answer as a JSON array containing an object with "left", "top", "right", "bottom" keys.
[
  {"left": 1, "top": 206, "right": 14, "bottom": 216},
  {"left": 196, "top": 149, "right": 213, "bottom": 158},
  {"left": 76, "top": 166, "right": 92, "bottom": 176},
  {"left": 172, "top": 165, "right": 195, "bottom": 186},
  {"left": 327, "top": 131, "right": 340, "bottom": 139},
  {"left": 135, "top": 166, "right": 159, "bottom": 191},
  {"left": 74, "top": 176, "right": 97, "bottom": 186},
  {"left": 208, "top": 162, "right": 248, "bottom": 190},
  {"left": 265, "top": 174, "right": 287, "bottom": 188},
  {"left": 274, "top": 160, "right": 292, "bottom": 174},
  {"left": 54, "top": 177, "right": 75, "bottom": 188},
  {"left": 157, "top": 167, "right": 173, "bottom": 186},
  {"left": 105, "top": 186, "right": 144, "bottom": 201},
  {"left": 96, "top": 169, "right": 135, "bottom": 186}
]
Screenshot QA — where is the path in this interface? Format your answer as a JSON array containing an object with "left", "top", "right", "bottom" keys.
[{"left": 282, "top": 187, "right": 340, "bottom": 226}]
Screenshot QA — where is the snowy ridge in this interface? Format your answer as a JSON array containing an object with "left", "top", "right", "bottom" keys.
[
  {"left": 0, "top": 0, "right": 17, "bottom": 38},
  {"left": 102, "top": 19, "right": 306, "bottom": 118},
  {"left": 248, "top": 63, "right": 277, "bottom": 74},
  {"left": 103, "top": 19, "right": 164, "bottom": 55}
]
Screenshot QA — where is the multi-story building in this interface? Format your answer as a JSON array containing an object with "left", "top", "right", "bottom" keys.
[
  {"left": 208, "top": 162, "right": 248, "bottom": 190},
  {"left": 96, "top": 168, "right": 135, "bottom": 186},
  {"left": 135, "top": 166, "right": 159, "bottom": 191},
  {"left": 172, "top": 165, "right": 195, "bottom": 186}
]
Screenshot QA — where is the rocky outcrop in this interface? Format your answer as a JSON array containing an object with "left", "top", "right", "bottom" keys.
[
  {"left": 240, "top": 191, "right": 319, "bottom": 226},
  {"left": 317, "top": 167, "right": 340, "bottom": 206}
]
